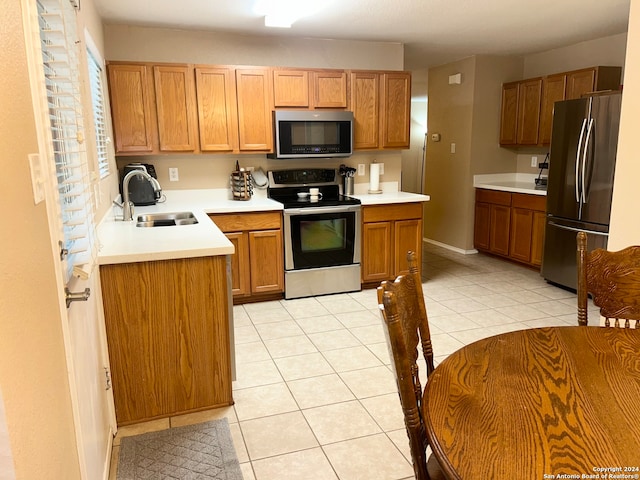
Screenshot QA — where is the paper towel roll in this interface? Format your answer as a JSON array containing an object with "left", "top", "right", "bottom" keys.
[{"left": 369, "top": 163, "right": 380, "bottom": 192}]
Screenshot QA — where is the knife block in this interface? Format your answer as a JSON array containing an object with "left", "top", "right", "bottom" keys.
[{"left": 230, "top": 170, "right": 253, "bottom": 201}]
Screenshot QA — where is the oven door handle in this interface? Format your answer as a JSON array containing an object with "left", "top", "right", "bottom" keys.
[{"left": 284, "top": 206, "right": 360, "bottom": 215}]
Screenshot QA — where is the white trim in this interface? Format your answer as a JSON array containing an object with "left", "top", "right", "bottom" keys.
[{"left": 424, "top": 237, "right": 478, "bottom": 255}]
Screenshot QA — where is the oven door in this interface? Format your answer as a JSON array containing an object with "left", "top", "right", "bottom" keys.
[{"left": 283, "top": 205, "right": 361, "bottom": 271}]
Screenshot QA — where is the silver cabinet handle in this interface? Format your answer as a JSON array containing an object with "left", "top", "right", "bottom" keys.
[{"left": 548, "top": 221, "right": 609, "bottom": 236}]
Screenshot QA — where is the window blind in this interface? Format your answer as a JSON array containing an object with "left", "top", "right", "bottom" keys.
[
  {"left": 37, "top": 0, "right": 97, "bottom": 282},
  {"left": 87, "top": 49, "right": 110, "bottom": 179}
]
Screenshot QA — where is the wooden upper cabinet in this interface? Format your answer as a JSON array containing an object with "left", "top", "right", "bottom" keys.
[
  {"left": 235, "top": 68, "right": 273, "bottom": 152},
  {"left": 350, "top": 71, "right": 379, "bottom": 149},
  {"left": 273, "top": 68, "right": 348, "bottom": 109},
  {"left": 539, "top": 74, "right": 567, "bottom": 145},
  {"left": 500, "top": 66, "right": 621, "bottom": 147},
  {"left": 516, "top": 78, "right": 542, "bottom": 145},
  {"left": 311, "top": 70, "right": 347, "bottom": 108},
  {"left": 499, "top": 82, "right": 519, "bottom": 146},
  {"left": 195, "top": 67, "right": 238, "bottom": 152},
  {"left": 107, "top": 64, "right": 157, "bottom": 154},
  {"left": 566, "top": 66, "right": 622, "bottom": 100},
  {"left": 153, "top": 65, "right": 198, "bottom": 152},
  {"left": 566, "top": 69, "right": 597, "bottom": 100},
  {"left": 380, "top": 72, "right": 411, "bottom": 149},
  {"left": 273, "top": 69, "right": 309, "bottom": 107}
]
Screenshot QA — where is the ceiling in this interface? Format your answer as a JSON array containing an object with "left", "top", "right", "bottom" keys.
[{"left": 93, "top": 0, "right": 631, "bottom": 70}]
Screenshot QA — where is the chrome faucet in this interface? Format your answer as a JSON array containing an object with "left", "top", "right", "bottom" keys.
[{"left": 120, "top": 169, "right": 162, "bottom": 221}]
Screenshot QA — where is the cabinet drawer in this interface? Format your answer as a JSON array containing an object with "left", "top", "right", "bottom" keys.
[
  {"left": 363, "top": 203, "right": 423, "bottom": 222},
  {"left": 512, "top": 193, "right": 546, "bottom": 211},
  {"left": 476, "top": 189, "right": 511, "bottom": 206},
  {"left": 209, "top": 211, "right": 282, "bottom": 232}
]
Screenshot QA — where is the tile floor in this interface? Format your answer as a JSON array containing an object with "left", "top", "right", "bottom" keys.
[{"left": 110, "top": 242, "right": 593, "bottom": 480}]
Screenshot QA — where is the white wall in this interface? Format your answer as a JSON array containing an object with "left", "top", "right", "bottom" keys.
[
  {"left": 104, "top": 24, "right": 404, "bottom": 70},
  {"left": 609, "top": 4, "right": 640, "bottom": 249}
]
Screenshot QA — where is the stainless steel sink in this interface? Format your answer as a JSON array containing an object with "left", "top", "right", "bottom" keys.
[{"left": 136, "top": 211, "right": 199, "bottom": 227}]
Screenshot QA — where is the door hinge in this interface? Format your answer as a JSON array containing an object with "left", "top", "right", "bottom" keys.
[{"left": 104, "top": 367, "right": 112, "bottom": 391}]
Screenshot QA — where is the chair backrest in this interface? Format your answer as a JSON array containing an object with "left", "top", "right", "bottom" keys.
[
  {"left": 377, "top": 251, "right": 436, "bottom": 480},
  {"left": 577, "top": 231, "right": 640, "bottom": 328}
]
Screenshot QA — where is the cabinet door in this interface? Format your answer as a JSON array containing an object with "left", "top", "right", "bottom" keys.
[
  {"left": 312, "top": 70, "right": 347, "bottom": 108},
  {"left": 235, "top": 68, "right": 273, "bottom": 152},
  {"left": 509, "top": 208, "right": 534, "bottom": 263},
  {"left": 107, "top": 64, "right": 157, "bottom": 153},
  {"left": 539, "top": 74, "right": 566, "bottom": 145},
  {"left": 225, "top": 232, "right": 250, "bottom": 297},
  {"left": 531, "top": 211, "right": 546, "bottom": 267},
  {"left": 153, "top": 65, "right": 198, "bottom": 152},
  {"left": 499, "top": 82, "right": 519, "bottom": 145},
  {"left": 380, "top": 72, "right": 411, "bottom": 149},
  {"left": 516, "top": 78, "right": 542, "bottom": 145},
  {"left": 350, "top": 71, "right": 379, "bottom": 149},
  {"left": 474, "top": 202, "right": 491, "bottom": 251},
  {"left": 195, "top": 67, "right": 238, "bottom": 152},
  {"left": 248, "top": 229, "right": 283, "bottom": 294},
  {"left": 362, "top": 221, "right": 392, "bottom": 282},
  {"left": 566, "top": 68, "right": 596, "bottom": 100},
  {"left": 394, "top": 219, "right": 422, "bottom": 277},
  {"left": 490, "top": 205, "right": 511, "bottom": 256},
  {"left": 273, "top": 69, "right": 309, "bottom": 107}
]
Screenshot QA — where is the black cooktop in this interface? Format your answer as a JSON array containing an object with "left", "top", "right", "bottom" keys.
[{"left": 267, "top": 168, "right": 360, "bottom": 209}]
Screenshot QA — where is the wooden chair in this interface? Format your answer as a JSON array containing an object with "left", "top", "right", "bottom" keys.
[
  {"left": 377, "top": 251, "right": 444, "bottom": 480},
  {"left": 577, "top": 231, "right": 640, "bottom": 328}
]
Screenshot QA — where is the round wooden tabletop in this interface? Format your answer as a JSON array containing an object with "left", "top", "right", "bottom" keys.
[{"left": 423, "top": 326, "right": 640, "bottom": 479}]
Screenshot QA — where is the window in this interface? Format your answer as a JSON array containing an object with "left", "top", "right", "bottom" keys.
[
  {"left": 86, "top": 44, "right": 110, "bottom": 179},
  {"left": 36, "top": 0, "right": 97, "bottom": 282}
]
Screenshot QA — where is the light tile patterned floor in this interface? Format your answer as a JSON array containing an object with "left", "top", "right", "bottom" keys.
[{"left": 110, "top": 242, "right": 593, "bottom": 480}]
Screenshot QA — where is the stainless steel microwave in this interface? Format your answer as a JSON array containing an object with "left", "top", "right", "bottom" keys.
[{"left": 269, "top": 110, "right": 353, "bottom": 159}]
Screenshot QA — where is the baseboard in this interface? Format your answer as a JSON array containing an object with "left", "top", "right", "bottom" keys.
[{"left": 423, "top": 238, "right": 478, "bottom": 255}]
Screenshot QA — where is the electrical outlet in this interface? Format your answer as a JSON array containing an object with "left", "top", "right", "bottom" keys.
[
  {"left": 531, "top": 156, "right": 538, "bottom": 168},
  {"left": 378, "top": 163, "right": 384, "bottom": 175},
  {"left": 358, "top": 164, "right": 365, "bottom": 176},
  {"left": 169, "top": 167, "right": 179, "bottom": 182}
]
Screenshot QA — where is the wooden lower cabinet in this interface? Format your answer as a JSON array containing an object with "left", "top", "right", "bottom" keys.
[
  {"left": 209, "top": 211, "right": 284, "bottom": 303},
  {"left": 362, "top": 203, "right": 423, "bottom": 285},
  {"left": 100, "top": 256, "right": 233, "bottom": 426},
  {"left": 474, "top": 188, "right": 546, "bottom": 268}
]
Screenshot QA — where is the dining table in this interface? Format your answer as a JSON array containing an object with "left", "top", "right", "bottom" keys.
[{"left": 422, "top": 326, "right": 640, "bottom": 479}]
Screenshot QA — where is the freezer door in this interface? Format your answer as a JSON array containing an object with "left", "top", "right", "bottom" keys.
[
  {"left": 541, "top": 218, "right": 608, "bottom": 290},
  {"left": 546, "top": 98, "right": 589, "bottom": 220},
  {"left": 579, "top": 93, "right": 621, "bottom": 226}
]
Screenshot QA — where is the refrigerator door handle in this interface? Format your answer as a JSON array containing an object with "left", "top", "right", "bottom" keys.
[
  {"left": 575, "top": 118, "right": 588, "bottom": 203},
  {"left": 581, "top": 118, "right": 594, "bottom": 204},
  {"left": 548, "top": 221, "right": 609, "bottom": 236}
]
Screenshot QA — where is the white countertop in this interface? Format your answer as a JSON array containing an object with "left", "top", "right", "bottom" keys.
[
  {"left": 473, "top": 173, "right": 547, "bottom": 196},
  {"left": 97, "top": 187, "right": 430, "bottom": 265}
]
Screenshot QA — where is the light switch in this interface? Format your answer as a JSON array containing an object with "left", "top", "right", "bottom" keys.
[{"left": 450, "top": 143, "right": 456, "bottom": 154}]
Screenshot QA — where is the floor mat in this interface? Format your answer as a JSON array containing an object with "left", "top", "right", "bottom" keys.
[{"left": 117, "top": 418, "right": 243, "bottom": 479}]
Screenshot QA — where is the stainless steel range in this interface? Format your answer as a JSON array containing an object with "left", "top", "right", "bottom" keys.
[{"left": 268, "top": 168, "right": 362, "bottom": 300}]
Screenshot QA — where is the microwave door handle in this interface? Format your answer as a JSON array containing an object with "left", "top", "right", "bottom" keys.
[{"left": 575, "top": 118, "right": 587, "bottom": 203}]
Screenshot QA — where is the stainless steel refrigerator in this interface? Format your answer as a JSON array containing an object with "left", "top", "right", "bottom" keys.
[{"left": 541, "top": 92, "right": 621, "bottom": 290}]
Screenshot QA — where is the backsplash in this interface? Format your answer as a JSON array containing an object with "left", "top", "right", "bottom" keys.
[{"left": 115, "top": 151, "right": 402, "bottom": 193}]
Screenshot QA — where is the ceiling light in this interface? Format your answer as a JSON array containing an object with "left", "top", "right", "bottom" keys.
[
  {"left": 264, "top": 14, "right": 294, "bottom": 28},
  {"left": 254, "top": 0, "right": 333, "bottom": 28}
]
